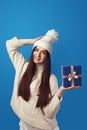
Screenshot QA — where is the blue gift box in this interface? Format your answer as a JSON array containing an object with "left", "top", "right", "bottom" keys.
[{"left": 62, "top": 65, "right": 82, "bottom": 87}]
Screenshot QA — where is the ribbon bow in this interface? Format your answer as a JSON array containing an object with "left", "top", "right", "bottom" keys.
[{"left": 68, "top": 71, "right": 79, "bottom": 81}]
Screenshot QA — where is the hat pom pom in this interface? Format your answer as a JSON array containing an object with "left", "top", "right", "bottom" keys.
[{"left": 46, "top": 29, "right": 58, "bottom": 43}]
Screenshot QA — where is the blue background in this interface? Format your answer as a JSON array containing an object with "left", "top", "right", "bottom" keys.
[{"left": 0, "top": 0, "right": 87, "bottom": 130}]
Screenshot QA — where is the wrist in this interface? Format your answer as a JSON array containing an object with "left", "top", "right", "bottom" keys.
[
  {"left": 58, "top": 95, "right": 62, "bottom": 100},
  {"left": 57, "top": 87, "right": 64, "bottom": 100}
]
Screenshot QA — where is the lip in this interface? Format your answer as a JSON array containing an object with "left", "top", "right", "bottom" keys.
[{"left": 34, "top": 56, "right": 41, "bottom": 61}]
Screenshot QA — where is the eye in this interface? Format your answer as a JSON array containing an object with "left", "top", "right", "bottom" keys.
[
  {"left": 34, "top": 48, "right": 39, "bottom": 52},
  {"left": 42, "top": 51, "right": 47, "bottom": 55}
]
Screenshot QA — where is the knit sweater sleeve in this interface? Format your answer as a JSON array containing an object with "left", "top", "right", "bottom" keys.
[
  {"left": 6, "top": 37, "right": 28, "bottom": 71},
  {"left": 43, "top": 74, "right": 62, "bottom": 118}
]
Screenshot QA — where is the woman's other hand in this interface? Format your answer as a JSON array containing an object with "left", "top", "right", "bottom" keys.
[{"left": 57, "top": 85, "right": 80, "bottom": 100}]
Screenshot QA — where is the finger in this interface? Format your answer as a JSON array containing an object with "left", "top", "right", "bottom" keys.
[{"left": 75, "top": 86, "right": 81, "bottom": 88}]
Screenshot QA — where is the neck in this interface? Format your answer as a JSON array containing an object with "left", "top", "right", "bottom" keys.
[
  {"left": 36, "top": 63, "right": 44, "bottom": 73},
  {"left": 32, "top": 64, "right": 44, "bottom": 80}
]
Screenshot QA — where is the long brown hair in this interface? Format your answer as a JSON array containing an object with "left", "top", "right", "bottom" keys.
[{"left": 18, "top": 47, "right": 52, "bottom": 109}]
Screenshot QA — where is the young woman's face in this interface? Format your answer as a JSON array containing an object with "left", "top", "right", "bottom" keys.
[{"left": 33, "top": 46, "right": 47, "bottom": 64}]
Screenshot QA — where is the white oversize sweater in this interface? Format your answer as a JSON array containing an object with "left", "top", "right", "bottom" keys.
[{"left": 6, "top": 37, "right": 61, "bottom": 130}]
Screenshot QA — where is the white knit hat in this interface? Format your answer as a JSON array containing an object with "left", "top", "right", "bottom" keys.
[{"left": 33, "top": 29, "right": 58, "bottom": 54}]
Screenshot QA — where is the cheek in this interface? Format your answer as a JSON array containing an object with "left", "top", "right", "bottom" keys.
[
  {"left": 33, "top": 51, "right": 36, "bottom": 55},
  {"left": 33, "top": 51, "right": 36, "bottom": 57},
  {"left": 41, "top": 55, "right": 46, "bottom": 61}
]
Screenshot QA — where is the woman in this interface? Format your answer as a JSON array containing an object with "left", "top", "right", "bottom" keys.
[{"left": 6, "top": 29, "right": 79, "bottom": 130}]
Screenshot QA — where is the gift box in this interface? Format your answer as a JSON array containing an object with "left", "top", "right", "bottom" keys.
[{"left": 62, "top": 65, "right": 82, "bottom": 87}]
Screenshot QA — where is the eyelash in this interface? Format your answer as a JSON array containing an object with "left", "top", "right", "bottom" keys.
[
  {"left": 34, "top": 49, "right": 46, "bottom": 55},
  {"left": 34, "top": 49, "right": 38, "bottom": 51},
  {"left": 42, "top": 52, "right": 46, "bottom": 55}
]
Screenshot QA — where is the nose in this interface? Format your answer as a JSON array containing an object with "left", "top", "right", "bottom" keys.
[{"left": 37, "top": 51, "right": 41, "bottom": 57}]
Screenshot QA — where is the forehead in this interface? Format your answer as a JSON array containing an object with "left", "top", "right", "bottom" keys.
[{"left": 35, "top": 46, "right": 47, "bottom": 51}]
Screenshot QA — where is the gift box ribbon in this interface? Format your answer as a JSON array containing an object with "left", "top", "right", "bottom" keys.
[{"left": 62, "top": 66, "right": 81, "bottom": 86}]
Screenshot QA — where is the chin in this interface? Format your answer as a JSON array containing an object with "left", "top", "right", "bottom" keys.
[
  {"left": 34, "top": 60, "right": 44, "bottom": 64},
  {"left": 34, "top": 60, "right": 40, "bottom": 64}
]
